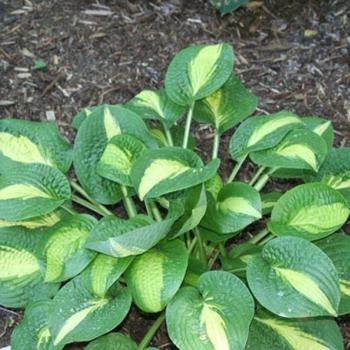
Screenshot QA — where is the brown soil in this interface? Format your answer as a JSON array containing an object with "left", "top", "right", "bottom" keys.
[{"left": 0, "top": 0, "right": 349, "bottom": 349}]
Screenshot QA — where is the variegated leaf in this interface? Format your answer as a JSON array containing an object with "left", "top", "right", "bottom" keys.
[
  {"left": 165, "top": 43, "right": 234, "bottom": 106},
  {"left": 0, "top": 227, "right": 59, "bottom": 308},
  {"left": 0, "top": 163, "right": 71, "bottom": 222},
  {"left": 201, "top": 182, "right": 261, "bottom": 234},
  {"left": 229, "top": 111, "right": 303, "bottom": 161},
  {"left": 166, "top": 271, "right": 254, "bottom": 350},
  {"left": 268, "top": 183, "right": 349, "bottom": 241},
  {"left": 125, "top": 239, "right": 188, "bottom": 313},
  {"left": 0, "top": 118, "right": 72, "bottom": 173},
  {"left": 247, "top": 236, "right": 340, "bottom": 317},
  {"left": 194, "top": 73, "right": 257, "bottom": 134},
  {"left": 39, "top": 214, "right": 97, "bottom": 283},
  {"left": 125, "top": 88, "right": 186, "bottom": 127},
  {"left": 131, "top": 147, "right": 220, "bottom": 200}
]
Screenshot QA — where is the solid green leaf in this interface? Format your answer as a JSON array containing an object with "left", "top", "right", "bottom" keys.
[
  {"left": 86, "top": 206, "right": 182, "bottom": 257},
  {"left": 11, "top": 300, "right": 61, "bottom": 350},
  {"left": 246, "top": 309, "right": 343, "bottom": 350},
  {"left": 125, "top": 239, "right": 188, "bottom": 313},
  {"left": 250, "top": 129, "right": 328, "bottom": 172},
  {"left": 48, "top": 276, "right": 131, "bottom": 348},
  {"left": 165, "top": 43, "right": 234, "bottom": 106},
  {"left": 193, "top": 73, "right": 257, "bottom": 134},
  {"left": 0, "top": 118, "right": 72, "bottom": 173},
  {"left": 229, "top": 111, "right": 303, "bottom": 161},
  {"left": 38, "top": 214, "right": 97, "bottom": 283},
  {"left": 210, "top": 0, "right": 250, "bottom": 15},
  {"left": 169, "top": 185, "right": 207, "bottom": 238},
  {"left": 73, "top": 104, "right": 157, "bottom": 204},
  {"left": 268, "top": 183, "right": 349, "bottom": 241},
  {"left": 303, "top": 116, "right": 334, "bottom": 149},
  {"left": 0, "top": 163, "right": 71, "bottom": 221},
  {"left": 261, "top": 191, "right": 283, "bottom": 215},
  {"left": 166, "top": 271, "right": 254, "bottom": 350},
  {"left": 221, "top": 242, "right": 262, "bottom": 278},
  {"left": 0, "top": 227, "right": 59, "bottom": 308},
  {"left": 97, "top": 134, "right": 147, "bottom": 186},
  {"left": 201, "top": 182, "right": 261, "bottom": 234},
  {"left": 247, "top": 236, "right": 340, "bottom": 317},
  {"left": 85, "top": 332, "right": 137, "bottom": 350},
  {"left": 305, "top": 148, "right": 350, "bottom": 206},
  {"left": 317, "top": 234, "right": 350, "bottom": 315},
  {"left": 81, "top": 253, "right": 134, "bottom": 297},
  {"left": 131, "top": 147, "right": 220, "bottom": 200},
  {"left": 125, "top": 88, "right": 186, "bottom": 128}
]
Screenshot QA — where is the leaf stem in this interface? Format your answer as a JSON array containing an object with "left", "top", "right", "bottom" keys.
[
  {"left": 163, "top": 122, "right": 174, "bottom": 147},
  {"left": 253, "top": 167, "right": 277, "bottom": 191},
  {"left": 249, "top": 228, "right": 270, "bottom": 244},
  {"left": 71, "top": 194, "right": 109, "bottom": 217},
  {"left": 121, "top": 186, "right": 137, "bottom": 218},
  {"left": 182, "top": 103, "right": 194, "bottom": 149},
  {"left": 208, "top": 248, "right": 220, "bottom": 269},
  {"left": 227, "top": 154, "right": 247, "bottom": 183},
  {"left": 249, "top": 166, "right": 266, "bottom": 186},
  {"left": 212, "top": 130, "right": 220, "bottom": 159},
  {"left": 70, "top": 180, "right": 113, "bottom": 216},
  {"left": 193, "top": 228, "right": 207, "bottom": 265},
  {"left": 61, "top": 204, "right": 76, "bottom": 215},
  {"left": 137, "top": 312, "right": 165, "bottom": 350},
  {"left": 150, "top": 200, "right": 163, "bottom": 222},
  {"left": 219, "top": 242, "right": 227, "bottom": 257},
  {"left": 259, "top": 234, "right": 274, "bottom": 245}
]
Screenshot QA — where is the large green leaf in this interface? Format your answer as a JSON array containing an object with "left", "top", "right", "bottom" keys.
[
  {"left": 11, "top": 300, "right": 61, "bottom": 350},
  {"left": 250, "top": 129, "right": 328, "bottom": 172},
  {"left": 247, "top": 236, "right": 340, "bottom": 317},
  {"left": 0, "top": 163, "right": 71, "bottom": 221},
  {"left": 169, "top": 185, "right": 207, "bottom": 238},
  {"left": 86, "top": 206, "right": 182, "bottom": 257},
  {"left": 166, "top": 271, "right": 254, "bottom": 350},
  {"left": 305, "top": 148, "right": 350, "bottom": 206},
  {"left": 201, "top": 182, "right": 261, "bottom": 234},
  {"left": 246, "top": 309, "right": 343, "bottom": 350},
  {"left": 165, "top": 43, "right": 234, "bottom": 106},
  {"left": 125, "top": 239, "right": 188, "bottom": 313},
  {"left": 0, "top": 227, "right": 59, "bottom": 308},
  {"left": 97, "top": 134, "right": 147, "bottom": 187},
  {"left": 317, "top": 234, "right": 350, "bottom": 315},
  {"left": 131, "top": 147, "right": 220, "bottom": 200},
  {"left": 81, "top": 253, "right": 133, "bottom": 297},
  {"left": 73, "top": 105, "right": 157, "bottom": 204},
  {"left": 193, "top": 73, "right": 257, "bottom": 134},
  {"left": 85, "top": 332, "right": 137, "bottom": 350},
  {"left": 38, "top": 214, "right": 97, "bottom": 283},
  {"left": 72, "top": 105, "right": 104, "bottom": 130},
  {"left": 0, "top": 118, "right": 72, "bottom": 173},
  {"left": 125, "top": 88, "right": 186, "bottom": 128},
  {"left": 48, "top": 276, "right": 131, "bottom": 348},
  {"left": 229, "top": 111, "right": 303, "bottom": 160},
  {"left": 209, "top": 0, "right": 250, "bottom": 15},
  {"left": 268, "top": 183, "right": 349, "bottom": 241}
]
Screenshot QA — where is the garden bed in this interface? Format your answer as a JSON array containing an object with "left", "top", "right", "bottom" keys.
[{"left": 0, "top": 0, "right": 349, "bottom": 348}]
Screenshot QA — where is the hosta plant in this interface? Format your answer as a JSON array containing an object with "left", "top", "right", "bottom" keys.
[
  {"left": 1, "top": 42, "right": 349, "bottom": 350},
  {"left": 209, "top": 0, "right": 250, "bottom": 15}
]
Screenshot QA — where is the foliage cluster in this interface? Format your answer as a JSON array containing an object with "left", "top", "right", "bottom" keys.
[{"left": 1, "top": 42, "right": 350, "bottom": 350}]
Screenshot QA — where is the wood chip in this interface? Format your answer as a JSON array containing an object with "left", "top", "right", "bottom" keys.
[
  {"left": 83, "top": 10, "right": 113, "bottom": 16},
  {"left": 46, "top": 110, "right": 56, "bottom": 121},
  {"left": 17, "top": 73, "right": 31, "bottom": 79},
  {"left": 0, "top": 100, "right": 15, "bottom": 106}
]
